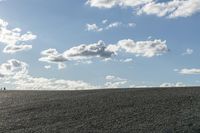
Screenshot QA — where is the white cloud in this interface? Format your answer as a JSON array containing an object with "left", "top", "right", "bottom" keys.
[
  {"left": 120, "top": 58, "right": 133, "bottom": 63},
  {"left": 105, "top": 75, "right": 117, "bottom": 80},
  {"left": 86, "top": 0, "right": 152, "bottom": 8},
  {"left": 44, "top": 65, "right": 51, "bottom": 69},
  {"left": 182, "top": 48, "right": 193, "bottom": 55},
  {"left": 0, "top": 59, "right": 97, "bottom": 90},
  {"left": 74, "top": 60, "right": 93, "bottom": 65},
  {"left": 128, "top": 23, "right": 136, "bottom": 28},
  {"left": 169, "top": 0, "right": 200, "bottom": 18},
  {"left": 0, "top": 59, "right": 28, "bottom": 78},
  {"left": 86, "top": 0, "right": 118, "bottom": 8},
  {"left": 102, "top": 19, "right": 108, "bottom": 24},
  {"left": 86, "top": 0, "right": 200, "bottom": 18},
  {"left": 105, "top": 75, "right": 128, "bottom": 88},
  {"left": 63, "top": 40, "right": 115, "bottom": 59},
  {"left": 105, "top": 22, "right": 122, "bottom": 30},
  {"left": 139, "top": 0, "right": 200, "bottom": 18},
  {"left": 86, "top": 23, "right": 103, "bottom": 32},
  {"left": 0, "top": 19, "right": 36, "bottom": 54},
  {"left": 58, "top": 63, "right": 66, "bottom": 69},
  {"left": 179, "top": 68, "right": 200, "bottom": 75},
  {"left": 13, "top": 75, "right": 96, "bottom": 90},
  {"left": 137, "top": 1, "right": 181, "bottom": 17},
  {"left": 117, "top": 39, "right": 168, "bottom": 57},
  {"left": 3, "top": 44, "right": 32, "bottom": 54},
  {"left": 160, "top": 82, "right": 186, "bottom": 87},
  {"left": 39, "top": 48, "right": 68, "bottom": 63},
  {"left": 39, "top": 40, "right": 116, "bottom": 68},
  {"left": 86, "top": 20, "right": 136, "bottom": 32},
  {"left": 40, "top": 38, "right": 168, "bottom": 68}
]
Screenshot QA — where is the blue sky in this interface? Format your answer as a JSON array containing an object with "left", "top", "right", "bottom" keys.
[{"left": 0, "top": 0, "right": 200, "bottom": 90}]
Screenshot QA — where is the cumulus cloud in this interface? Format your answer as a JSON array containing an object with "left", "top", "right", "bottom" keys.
[
  {"left": 105, "top": 75, "right": 128, "bottom": 88},
  {"left": 86, "top": 0, "right": 151, "bottom": 8},
  {"left": 0, "top": 19, "right": 36, "bottom": 54},
  {"left": 0, "top": 59, "right": 97, "bottom": 90},
  {"left": 40, "top": 38, "right": 168, "bottom": 68},
  {"left": 137, "top": 1, "right": 181, "bottom": 17},
  {"left": 168, "top": 0, "right": 200, "bottom": 18},
  {"left": 39, "top": 40, "right": 116, "bottom": 68},
  {"left": 0, "top": 59, "right": 28, "bottom": 78},
  {"left": 39, "top": 48, "right": 68, "bottom": 63},
  {"left": 3, "top": 44, "right": 32, "bottom": 54},
  {"left": 13, "top": 75, "right": 96, "bottom": 90},
  {"left": 63, "top": 40, "right": 115, "bottom": 59},
  {"left": 117, "top": 39, "right": 168, "bottom": 57},
  {"left": 179, "top": 68, "right": 200, "bottom": 75},
  {"left": 86, "top": 0, "right": 200, "bottom": 18}
]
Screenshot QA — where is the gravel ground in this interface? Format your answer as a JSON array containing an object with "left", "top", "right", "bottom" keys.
[{"left": 1, "top": 87, "right": 200, "bottom": 133}]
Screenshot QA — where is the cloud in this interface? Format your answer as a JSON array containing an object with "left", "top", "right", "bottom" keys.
[
  {"left": 86, "top": 0, "right": 200, "bottom": 18},
  {"left": 13, "top": 75, "right": 96, "bottom": 90},
  {"left": 0, "top": 19, "right": 36, "bottom": 54},
  {"left": 117, "top": 39, "right": 168, "bottom": 57},
  {"left": 86, "top": 23, "right": 103, "bottom": 32},
  {"left": 39, "top": 41, "right": 116, "bottom": 68},
  {"left": 138, "top": 0, "right": 200, "bottom": 18},
  {"left": 0, "top": 59, "right": 28, "bottom": 78},
  {"left": 128, "top": 23, "right": 136, "bottom": 28},
  {"left": 105, "top": 75, "right": 128, "bottom": 88},
  {"left": 44, "top": 65, "right": 51, "bottom": 69},
  {"left": 137, "top": 1, "right": 182, "bottom": 17},
  {"left": 160, "top": 82, "right": 186, "bottom": 87},
  {"left": 86, "top": 20, "right": 136, "bottom": 32},
  {"left": 86, "top": 0, "right": 118, "bottom": 8},
  {"left": 40, "top": 38, "right": 168, "bottom": 68},
  {"left": 63, "top": 40, "right": 115, "bottom": 59},
  {"left": 39, "top": 48, "right": 68, "bottom": 63},
  {"left": 182, "top": 48, "right": 193, "bottom": 55},
  {"left": 0, "top": 59, "right": 97, "bottom": 90},
  {"left": 86, "top": 0, "right": 151, "bottom": 8},
  {"left": 120, "top": 58, "right": 133, "bottom": 63},
  {"left": 105, "top": 22, "right": 122, "bottom": 30},
  {"left": 102, "top": 19, "right": 108, "bottom": 24},
  {"left": 179, "top": 68, "right": 200, "bottom": 75},
  {"left": 58, "top": 63, "right": 66, "bottom": 69},
  {"left": 168, "top": 0, "right": 200, "bottom": 18},
  {"left": 3, "top": 44, "right": 32, "bottom": 54}
]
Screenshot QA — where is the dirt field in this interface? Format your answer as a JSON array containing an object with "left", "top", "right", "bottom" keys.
[{"left": 1, "top": 87, "right": 200, "bottom": 133}]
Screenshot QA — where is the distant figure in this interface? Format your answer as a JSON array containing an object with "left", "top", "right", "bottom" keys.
[{"left": 4, "top": 87, "right": 6, "bottom": 91}]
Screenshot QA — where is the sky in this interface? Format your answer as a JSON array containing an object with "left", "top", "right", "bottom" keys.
[{"left": 0, "top": 0, "right": 200, "bottom": 90}]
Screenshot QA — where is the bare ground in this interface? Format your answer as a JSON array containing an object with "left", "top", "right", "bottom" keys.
[{"left": 1, "top": 87, "right": 200, "bottom": 133}]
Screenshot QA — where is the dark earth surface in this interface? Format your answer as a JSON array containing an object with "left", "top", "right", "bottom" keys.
[{"left": 1, "top": 87, "right": 200, "bottom": 133}]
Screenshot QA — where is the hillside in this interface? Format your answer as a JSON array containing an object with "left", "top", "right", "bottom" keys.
[{"left": 1, "top": 87, "right": 200, "bottom": 133}]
